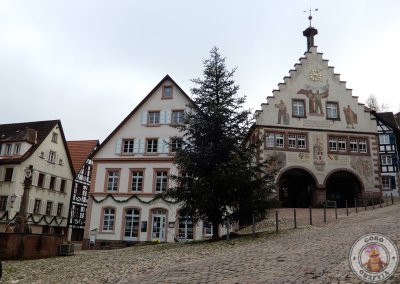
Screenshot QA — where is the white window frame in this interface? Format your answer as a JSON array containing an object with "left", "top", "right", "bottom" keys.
[
  {"left": 292, "top": 100, "right": 305, "bottom": 117},
  {"left": 107, "top": 171, "right": 119, "bottom": 192},
  {"left": 381, "top": 155, "right": 393, "bottom": 166},
  {"left": 131, "top": 170, "right": 143, "bottom": 192},
  {"left": 329, "top": 137, "right": 337, "bottom": 152},
  {"left": 178, "top": 216, "right": 194, "bottom": 240},
  {"left": 382, "top": 176, "right": 390, "bottom": 189},
  {"left": 203, "top": 221, "right": 213, "bottom": 236},
  {"left": 297, "top": 134, "right": 307, "bottom": 149},
  {"left": 146, "top": 139, "right": 158, "bottom": 153},
  {"left": 102, "top": 208, "right": 115, "bottom": 231},
  {"left": 358, "top": 139, "right": 368, "bottom": 153},
  {"left": 266, "top": 133, "right": 275, "bottom": 148},
  {"left": 148, "top": 111, "right": 160, "bottom": 125},
  {"left": 123, "top": 139, "right": 134, "bottom": 154},
  {"left": 275, "top": 133, "right": 284, "bottom": 148},
  {"left": 288, "top": 134, "right": 296, "bottom": 149},
  {"left": 0, "top": 196, "right": 8, "bottom": 211},
  {"left": 155, "top": 171, "right": 168, "bottom": 193},
  {"left": 338, "top": 137, "right": 347, "bottom": 152},
  {"left": 350, "top": 139, "right": 358, "bottom": 152},
  {"left": 379, "top": 134, "right": 390, "bottom": 145},
  {"left": 5, "top": 144, "right": 12, "bottom": 156},
  {"left": 33, "top": 199, "right": 41, "bottom": 214},
  {"left": 170, "top": 138, "right": 183, "bottom": 152},
  {"left": 14, "top": 143, "right": 21, "bottom": 155},
  {"left": 172, "top": 110, "right": 185, "bottom": 124},
  {"left": 48, "top": 151, "right": 56, "bottom": 163},
  {"left": 326, "top": 102, "right": 339, "bottom": 119}
]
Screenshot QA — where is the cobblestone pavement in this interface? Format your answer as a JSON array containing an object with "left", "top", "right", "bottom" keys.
[{"left": 2, "top": 204, "right": 400, "bottom": 284}]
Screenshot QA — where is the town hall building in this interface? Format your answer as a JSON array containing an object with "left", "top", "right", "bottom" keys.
[{"left": 251, "top": 23, "right": 382, "bottom": 208}]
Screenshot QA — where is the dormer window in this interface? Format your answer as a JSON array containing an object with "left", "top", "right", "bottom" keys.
[
  {"left": 5, "top": 144, "right": 12, "bottom": 156},
  {"left": 51, "top": 132, "right": 58, "bottom": 143},
  {"left": 14, "top": 143, "right": 21, "bottom": 155},
  {"left": 162, "top": 86, "right": 173, "bottom": 99}
]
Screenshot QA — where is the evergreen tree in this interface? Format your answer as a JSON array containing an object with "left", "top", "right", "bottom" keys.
[{"left": 167, "top": 47, "right": 275, "bottom": 239}]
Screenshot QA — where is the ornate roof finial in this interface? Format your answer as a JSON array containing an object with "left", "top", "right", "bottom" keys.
[{"left": 304, "top": 7, "right": 318, "bottom": 27}]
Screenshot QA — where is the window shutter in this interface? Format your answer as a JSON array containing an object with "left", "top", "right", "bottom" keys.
[
  {"left": 32, "top": 171, "right": 39, "bottom": 186},
  {"left": 390, "top": 176, "right": 396, "bottom": 189},
  {"left": 41, "top": 202, "right": 46, "bottom": 215},
  {"left": 115, "top": 139, "right": 122, "bottom": 155},
  {"left": 160, "top": 110, "right": 167, "bottom": 124},
  {"left": 0, "top": 167, "right": 5, "bottom": 182},
  {"left": 133, "top": 139, "right": 140, "bottom": 153},
  {"left": 55, "top": 177, "right": 61, "bottom": 191},
  {"left": 162, "top": 138, "right": 170, "bottom": 153},
  {"left": 139, "top": 139, "right": 145, "bottom": 153},
  {"left": 27, "top": 198, "right": 34, "bottom": 213},
  {"left": 11, "top": 168, "right": 19, "bottom": 182},
  {"left": 52, "top": 202, "right": 58, "bottom": 216},
  {"left": 141, "top": 112, "right": 148, "bottom": 125},
  {"left": 157, "top": 138, "right": 163, "bottom": 153},
  {"left": 166, "top": 111, "right": 171, "bottom": 124},
  {"left": 6, "top": 196, "right": 11, "bottom": 211},
  {"left": 389, "top": 134, "right": 396, "bottom": 144},
  {"left": 392, "top": 154, "right": 398, "bottom": 167},
  {"left": 43, "top": 175, "right": 50, "bottom": 189}
]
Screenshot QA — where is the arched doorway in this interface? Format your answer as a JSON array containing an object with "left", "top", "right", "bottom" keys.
[
  {"left": 325, "top": 170, "right": 362, "bottom": 207},
  {"left": 278, "top": 168, "right": 317, "bottom": 208}
]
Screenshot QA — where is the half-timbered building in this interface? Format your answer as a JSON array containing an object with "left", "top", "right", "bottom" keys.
[
  {"left": 67, "top": 140, "right": 99, "bottom": 241},
  {"left": 372, "top": 112, "right": 400, "bottom": 196}
]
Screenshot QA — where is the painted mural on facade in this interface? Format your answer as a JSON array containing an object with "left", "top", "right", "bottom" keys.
[
  {"left": 343, "top": 105, "right": 358, "bottom": 128},
  {"left": 275, "top": 100, "right": 290, "bottom": 125},
  {"left": 297, "top": 81, "right": 329, "bottom": 115},
  {"left": 312, "top": 134, "right": 325, "bottom": 171},
  {"left": 265, "top": 151, "right": 287, "bottom": 171},
  {"left": 350, "top": 156, "right": 374, "bottom": 185}
]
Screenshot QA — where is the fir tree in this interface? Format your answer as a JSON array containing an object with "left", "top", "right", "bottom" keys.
[{"left": 167, "top": 47, "right": 275, "bottom": 239}]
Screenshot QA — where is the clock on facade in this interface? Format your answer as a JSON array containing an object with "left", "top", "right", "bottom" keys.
[{"left": 309, "top": 68, "right": 322, "bottom": 81}]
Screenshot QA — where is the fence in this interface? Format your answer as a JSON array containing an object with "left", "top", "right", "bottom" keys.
[{"left": 240, "top": 193, "right": 397, "bottom": 235}]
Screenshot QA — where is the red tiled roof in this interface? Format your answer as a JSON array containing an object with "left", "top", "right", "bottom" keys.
[{"left": 67, "top": 140, "right": 99, "bottom": 173}]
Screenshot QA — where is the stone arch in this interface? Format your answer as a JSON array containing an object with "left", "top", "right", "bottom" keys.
[
  {"left": 324, "top": 168, "right": 364, "bottom": 207},
  {"left": 277, "top": 166, "right": 319, "bottom": 208}
]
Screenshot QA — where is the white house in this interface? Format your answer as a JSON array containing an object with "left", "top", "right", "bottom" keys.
[
  {"left": 84, "top": 75, "right": 223, "bottom": 247},
  {"left": 0, "top": 120, "right": 74, "bottom": 235}
]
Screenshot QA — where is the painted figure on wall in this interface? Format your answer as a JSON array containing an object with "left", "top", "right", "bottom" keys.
[
  {"left": 275, "top": 100, "right": 290, "bottom": 125},
  {"left": 343, "top": 105, "right": 358, "bottom": 128},
  {"left": 350, "top": 156, "right": 373, "bottom": 184},
  {"left": 313, "top": 135, "right": 325, "bottom": 171},
  {"left": 297, "top": 89, "right": 329, "bottom": 115}
]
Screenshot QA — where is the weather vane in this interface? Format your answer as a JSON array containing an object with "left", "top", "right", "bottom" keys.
[{"left": 304, "top": 7, "right": 318, "bottom": 27}]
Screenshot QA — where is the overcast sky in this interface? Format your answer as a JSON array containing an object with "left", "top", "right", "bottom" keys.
[{"left": 1, "top": 1, "right": 400, "bottom": 142}]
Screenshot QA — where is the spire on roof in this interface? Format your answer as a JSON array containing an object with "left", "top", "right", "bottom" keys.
[{"left": 303, "top": 7, "right": 318, "bottom": 51}]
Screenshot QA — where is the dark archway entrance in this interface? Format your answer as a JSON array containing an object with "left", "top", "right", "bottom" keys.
[
  {"left": 278, "top": 168, "right": 316, "bottom": 208},
  {"left": 325, "top": 171, "right": 362, "bottom": 207}
]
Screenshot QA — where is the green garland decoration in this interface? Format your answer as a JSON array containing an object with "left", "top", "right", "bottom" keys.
[
  {"left": 91, "top": 193, "right": 180, "bottom": 205},
  {"left": 0, "top": 211, "right": 66, "bottom": 226}
]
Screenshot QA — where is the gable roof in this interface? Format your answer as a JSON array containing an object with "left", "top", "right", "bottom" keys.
[
  {"left": 92, "top": 74, "right": 193, "bottom": 157},
  {"left": 67, "top": 140, "right": 99, "bottom": 173},
  {"left": 0, "top": 120, "right": 75, "bottom": 176},
  {"left": 373, "top": 112, "right": 400, "bottom": 134}
]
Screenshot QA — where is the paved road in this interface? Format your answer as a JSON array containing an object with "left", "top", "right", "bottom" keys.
[{"left": 2, "top": 204, "right": 399, "bottom": 283}]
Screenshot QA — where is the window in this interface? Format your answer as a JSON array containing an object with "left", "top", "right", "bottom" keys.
[
  {"left": 4, "top": 168, "right": 13, "bottom": 182},
  {"left": 338, "top": 137, "right": 347, "bottom": 152},
  {"left": 275, "top": 133, "right": 284, "bottom": 148},
  {"left": 155, "top": 170, "right": 168, "bottom": 192},
  {"left": 38, "top": 173, "right": 45, "bottom": 187},
  {"left": 359, "top": 139, "right": 368, "bottom": 153},
  {"left": 14, "top": 143, "right": 21, "bottom": 155},
  {"left": 326, "top": 102, "right": 339, "bottom": 119},
  {"left": 124, "top": 208, "right": 140, "bottom": 238},
  {"left": 172, "top": 110, "right": 185, "bottom": 124},
  {"left": 350, "top": 139, "right": 358, "bottom": 152},
  {"left": 203, "top": 222, "right": 213, "bottom": 236},
  {"left": 123, "top": 139, "right": 134, "bottom": 154},
  {"left": 60, "top": 179, "right": 66, "bottom": 192},
  {"left": 57, "top": 203, "right": 63, "bottom": 216},
  {"left": 48, "top": 151, "right": 56, "bottom": 163},
  {"left": 382, "top": 176, "right": 390, "bottom": 189},
  {"left": 73, "top": 205, "right": 81, "bottom": 219},
  {"left": 288, "top": 134, "right": 296, "bottom": 149},
  {"left": 46, "top": 201, "right": 53, "bottom": 215},
  {"left": 5, "top": 144, "right": 12, "bottom": 156},
  {"left": 379, "top": 134, "right": 390, "bottom": 145},
  {"left": 102, "top": 208, "right": 115, "bottom": 231},
  {"left": 131, "top": 170, "right": 144, "bottom": 192},
  {"left": 170, "top": 138, "right": 183, "bottom": 152},
  {"left": 162, "top": 86, "right": 173, "bottom": 98},
  {"left": 107, "top": 171, "right": 119, "bottom": 191},
  {"left": 33, "top": 200, "right": 41, "bottom": 214},
  {"left": 146, "top": 139, "right": 158, "bottom": 153},
  {"left": 178, "top": 215, "right": 194, "bottom": 240},
  {"left": 49, "top": 176, "right": 56, "bottom": 190},
  {"left": 381, "top": 155, "right": 393, "bottom": 166},
  {"left": 297, "top": 134, "right": 306, "bottom": 149},
  {"left": 328, "top": 137, "right": 338, "bottom": 152},
  {"left": 51, "top": 132, "right": 58, "bottom": 143},
  {"left": 148, "top": 111, "right": 160, "bottom": 125},
  {"left": 0, "top": 196, "right": 7, "bottom": 210},
  {"left": 266, "top": 133, "right": 275, "bottom": 148},
  {"left": 292, "top": 100, "right": 305, "bottom": 117},
  {"left": 76, "top": 184, "right": 84, "bottom": 196}
]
